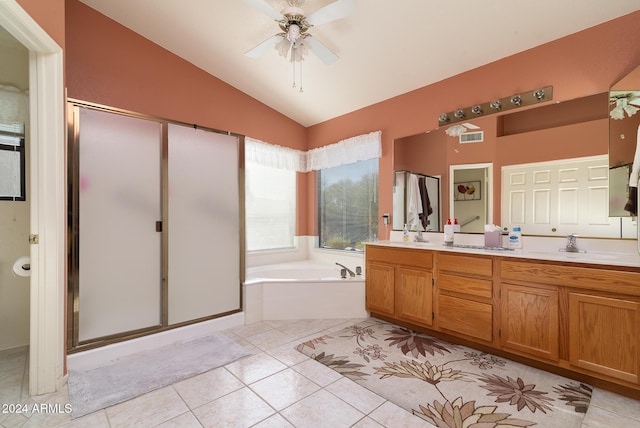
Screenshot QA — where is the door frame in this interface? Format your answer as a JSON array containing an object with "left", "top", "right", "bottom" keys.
[{"left": 0, "top": 1, "right": 66, "bottom": 395}]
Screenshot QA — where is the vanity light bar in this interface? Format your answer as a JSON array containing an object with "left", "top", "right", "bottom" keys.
[{"left": 438, "top": 86, "right": 553, "bottom": 126}]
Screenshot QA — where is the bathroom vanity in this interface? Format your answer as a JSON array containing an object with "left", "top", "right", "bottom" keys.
[{"left": 365, "top": 241, "right": 640, "bottom": 397}]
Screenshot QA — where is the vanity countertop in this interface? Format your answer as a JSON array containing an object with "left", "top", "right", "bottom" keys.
[{"left": 366, "top": 240, "right": 640, "bottom": 268}]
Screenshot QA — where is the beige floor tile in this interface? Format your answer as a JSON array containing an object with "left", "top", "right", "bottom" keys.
[
  {"left": 589, "top": 388, "right": 640, "bottom": 421},
  {"left": 368, "top": 401, "right": 431, "bottom": 428},
  {"left": 0, "top": 412, "right": 29, "bottom": 428},
  {"left": 280, "top": 389, "right": 364, "bottom": 427},
  {"left": 230, "top": 322, "right": 275, "bottom": 339},
  {"left": 192, "top": 387, "right": 274, "bottom": 428},
  {"left": 154, "top": 411, "right": 203, "bottom": 428},
  {"left": 266, "top": 342, "right": 310, "bottom": 367},
  {"left": 250, "top": 368, "right": 320, "bottom": 410},
  {"left": 59, "top": 410, "right": 110, "bottom": 428},
  {"left": 325, "top": 378, "right": 386, "bottom": 414},
  {"left": 244, "top": 329, "right": 296, "bottom": 351},
  {"left": 105, "top": 386, "right": 189, "bottom": 428},
  {"left": 581, "top": 404, "right": 640, "bottom": 427},
  {"left": 292, "top": 358, "right": 343, "bottom": 387},
  {"left": 225, "top": 352, "right": 287, "bottom": 384},
  {"left": 251, "top": 413, "right": 295, "bottom": 427},
  {"left": 351, "top": 416, "right": 385, "bottom": 428},
  {"left": 173, "top": 367, "right": 244, "bottom": 409}
]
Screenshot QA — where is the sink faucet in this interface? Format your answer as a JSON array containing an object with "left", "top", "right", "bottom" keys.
[
  {"left": 564, "top": 233, "right": 579, "bottom": 253},
  {"left": 336, "top": 262, "right": 356, "bottom": 277},
  {"left": 414, "top": 230, "right": 427, "bottom": 242}
]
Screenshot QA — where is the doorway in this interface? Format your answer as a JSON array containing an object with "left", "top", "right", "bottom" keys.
[{"left": 0, "top": 1, "right": 65, "bottom": 395}]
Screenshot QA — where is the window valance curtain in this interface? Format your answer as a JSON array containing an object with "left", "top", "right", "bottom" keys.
[
  {"left": 245, "top": 137, "right": 306, "bottom": 172},
  {"left": 0, "top": 85, "right": 28, "bottom": 125},
  {"left": 246, "top": 130, "right": 381, "bottom": 173},
  {"left": 306, "top": 130, "right": 381, "bottom": 171}
]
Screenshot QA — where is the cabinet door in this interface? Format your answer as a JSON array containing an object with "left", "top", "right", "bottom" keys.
[
  {"left": 569, "top": 293, "right": 640, "bottom": 383},
  {"left": 439, "top": 294, "right": 493, "bottom": 342},
  {"left": 501, "top": 283, "right": 559, "bottom": 361},
  {"left": 366, "top": 261, "right": 395, "bottom": 316},
  {"left": 395, "top": 267, "right": 433, "bottom": 326}
]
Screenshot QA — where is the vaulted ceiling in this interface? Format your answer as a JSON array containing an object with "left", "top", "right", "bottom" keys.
[{"left": 79, "top": 0, "right": 639, "bottom": 127}]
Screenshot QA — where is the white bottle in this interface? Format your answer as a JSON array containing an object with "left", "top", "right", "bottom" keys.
[
  {"left": 509, "top": 226, "right": 522, "bottom": 249},
  {"left": 402, "top": 224, "right": 409, "bottom": 241},
  {"left": 443, "top": 219, "right": 454, "bottom": 246}
]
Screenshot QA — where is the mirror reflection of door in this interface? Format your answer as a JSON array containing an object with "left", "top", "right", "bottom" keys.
[{"left": 450, "top": 163, "right": 492, "bottom": 233}]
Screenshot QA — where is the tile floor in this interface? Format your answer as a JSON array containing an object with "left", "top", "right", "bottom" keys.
[{"left": 1, "top": 318, "right": 640, "bottom": 427}]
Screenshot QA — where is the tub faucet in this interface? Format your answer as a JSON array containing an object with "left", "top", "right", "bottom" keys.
[
  {"left": 564, "top": 233, "right": 580, "bottom": 253},
  {"left": 336, "top": 262, "right": 356, "bottom": 277}
]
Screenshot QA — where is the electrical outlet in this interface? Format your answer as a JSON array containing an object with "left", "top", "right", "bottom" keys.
[{"left": 382, "top": 214, "right": 390, "bottom": 225}]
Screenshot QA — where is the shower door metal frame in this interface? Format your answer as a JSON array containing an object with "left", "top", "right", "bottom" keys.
[{"left": 67, "top": 99, "right": 245, "bottom": 353}]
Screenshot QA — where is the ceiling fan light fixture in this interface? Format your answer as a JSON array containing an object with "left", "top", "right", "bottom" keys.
[{"left": 287, "top": 24, "right": 301, "bottom": 43}]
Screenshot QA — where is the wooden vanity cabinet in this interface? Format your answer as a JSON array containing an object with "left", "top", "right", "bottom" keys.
[
  {"left": 436, "top": 253, "right": 494, "bottom": 343},
  {"left": 366, "top": 244, "right": 640, "bottom": 394},
  {"left": 365, "top": 245, "right": 434, "bottom": 326},
  {"left": 500, "top": 259, "right": 640, "bottom": 386}
]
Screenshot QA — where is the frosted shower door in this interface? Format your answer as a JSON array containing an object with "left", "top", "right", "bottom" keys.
[
  {"left": 78, "top": 108, "right": 162, "bottom": 341},
  {"left": 168, "top": 124, "right": 240, "bottom": 325}
]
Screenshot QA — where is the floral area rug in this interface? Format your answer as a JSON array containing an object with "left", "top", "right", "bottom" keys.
[{"left": 295, "top": 318, "right": 592, "bottom": 427}]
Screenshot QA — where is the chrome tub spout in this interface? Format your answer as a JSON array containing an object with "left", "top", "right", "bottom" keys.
[{"left": 336, "top": 262, "right": 356, "bottom": 278}]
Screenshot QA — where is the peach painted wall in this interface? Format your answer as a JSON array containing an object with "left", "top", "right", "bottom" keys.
[
  {"left": 64, "top": 0, "right": 311, "bottom": 234},
  {"left": 17, "top": 0, "right": 65, "bottom": 48},
  {"left": 307, "top": 11, "right": 640, "bottom": 237}
]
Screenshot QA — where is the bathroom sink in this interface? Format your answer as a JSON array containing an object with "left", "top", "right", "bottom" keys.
[{"left": 525, "top": 250, "right": 625, "bottom": 262}]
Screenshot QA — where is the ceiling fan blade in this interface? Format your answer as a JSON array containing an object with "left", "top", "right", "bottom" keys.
[
  {"left": 306, "top": 0, "right": 355, "bottom": 26},
  {"left": 305, "top": 36, "right": 338, "bottom": 65},
  {"left": 245, "top": 34, "right": 283, "bottom": 58},
  {"left": 241, "top": 0, "right": 284, "bottom": 20}
]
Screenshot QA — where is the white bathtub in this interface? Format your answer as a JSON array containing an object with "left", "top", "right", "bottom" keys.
[{"left": 243, "top": 261, "right": 368, "bottom": 323}]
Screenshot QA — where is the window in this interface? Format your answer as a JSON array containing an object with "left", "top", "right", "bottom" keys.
[
  {"left": 0, "top": 123, "right": 26, "bottom": 201},
  {"left": 318, "top": 158, "right": 378, "bottom": 250},
  {"left": 245, "top": 140, "right": 298, "bottom": 251}
]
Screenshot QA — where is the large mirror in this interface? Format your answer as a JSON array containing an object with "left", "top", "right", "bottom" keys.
[
  {"left": 609, "top": 64, "right": 640, "bottom": 218},
  {"left": 393, "top": 92, "right": 625, "bottom": 238}
]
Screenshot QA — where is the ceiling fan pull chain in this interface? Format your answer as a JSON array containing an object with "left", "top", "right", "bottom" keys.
[
  {"left": 292, "top": 54, "right": 296, "bottom": 89},
  {"left": 299, "top": 60, "right": 304, "bottom": 93}
]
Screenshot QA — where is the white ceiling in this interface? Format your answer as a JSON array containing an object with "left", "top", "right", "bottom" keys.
[{"left": 78, "top": 0, "right": 639, "bottom": 127}]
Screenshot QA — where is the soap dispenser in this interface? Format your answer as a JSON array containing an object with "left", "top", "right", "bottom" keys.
[
  {"left": 444, "top": 219, "right": 454, "bottom": 246},
  {"left": 402, "top": 224, "right": 409, "bottom": 241}
]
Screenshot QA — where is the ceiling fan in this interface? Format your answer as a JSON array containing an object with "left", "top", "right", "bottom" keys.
[
  {"left": 243, "top": 0, "right": 355, "bottom": 65},
  {"left": 609, "top": 91, "right": 640, "bottom": 120}
]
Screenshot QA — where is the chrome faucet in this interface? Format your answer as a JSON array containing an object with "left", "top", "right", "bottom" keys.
[
  {"left": 564, "top": 233, "right": 580, "bottom": 253},
  {"left": 336, "top": 262, "right": 356, "bottom": 277},
  {"left": 414, "top": 230, "right": 427, "bottom": 242}
]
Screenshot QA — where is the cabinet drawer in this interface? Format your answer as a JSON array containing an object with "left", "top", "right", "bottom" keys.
[
  {"left": 438, "top": 295, "right": 493, "bottom": 342},
  {"left": 366, "top": 245, "right": 433, "bottom": 269},
  {"left": 500, "top": 260, "right": 640, "bottom": 295},
  {"left": 438, "top": 253, "right": 492, "bottom": 277},
  {"left": 439, "top": 273, "right": 492, "bottom": 299}
]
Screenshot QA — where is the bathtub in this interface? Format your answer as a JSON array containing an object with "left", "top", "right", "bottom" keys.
[{"left": 243, "top": 261, "right": 368, "bottom": 323}]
